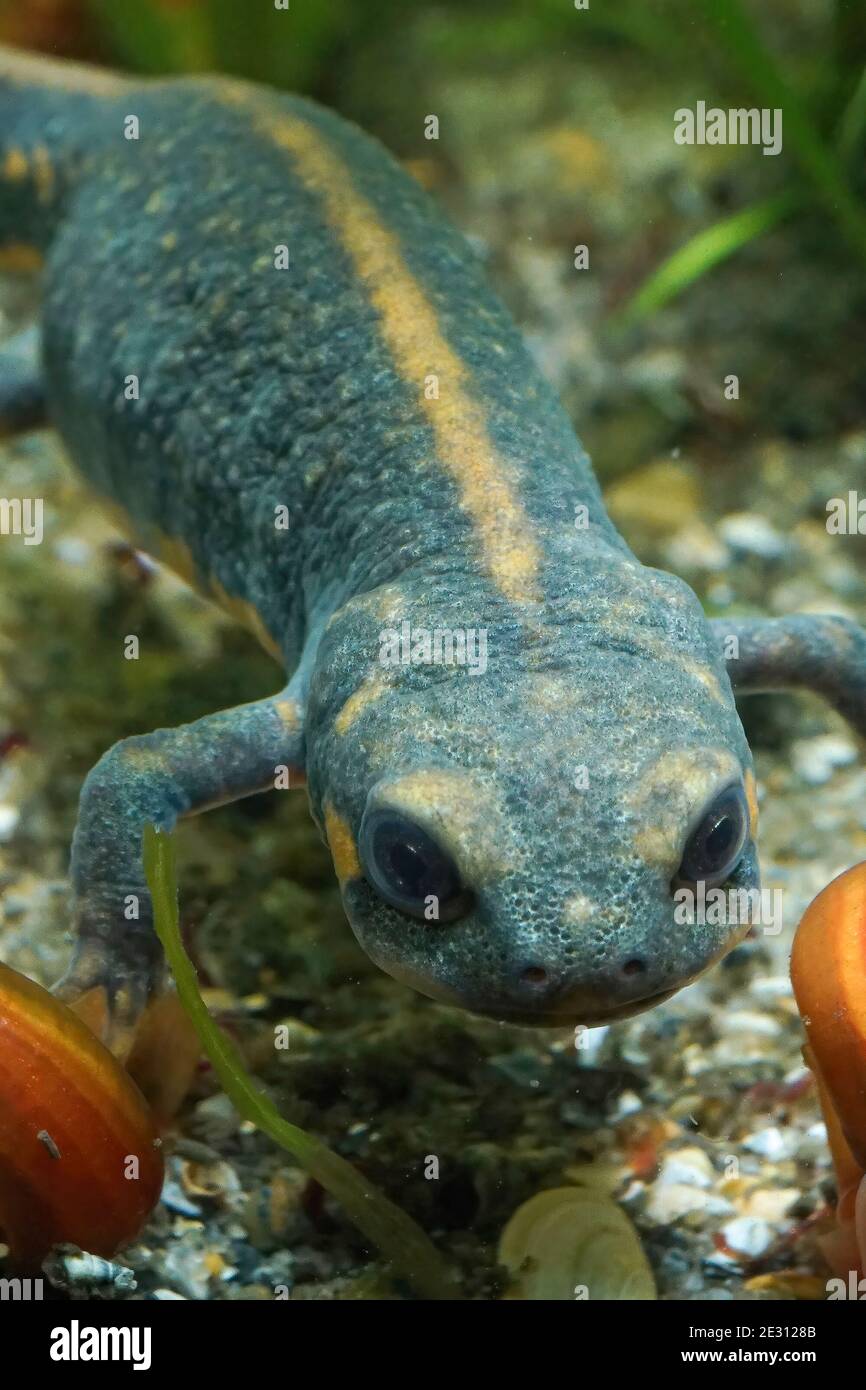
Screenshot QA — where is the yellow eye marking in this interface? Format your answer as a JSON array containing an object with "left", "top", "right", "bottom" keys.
[
  {"left": 324, "top": 802, "right": 361, "bottom": 883},
  {"left": 744, "top": 768, "right": 759, "bottom": 838},
  {"left": 217, "top": 85, "right": 541, "bottom": 606},
  {"left": 371, "top": 768, "right": 512, "bottom": 883},
  {"left": 628, "top": 748, "right": 742, "bottom": 869}
]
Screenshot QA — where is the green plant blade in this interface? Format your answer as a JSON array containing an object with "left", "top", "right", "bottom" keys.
[
  {"left": 204, "top": 0, "right": 354, "bottom": 89},
  {"left": 696, "top": 0, "right": 866, "bottom": 264},
  {"left": 86, "top": 0, "right": 217, "bottom": 74},
  {"left": 838, "top": 65, "right": 866, "bottom": 165},
  {"left": 143, "top": 824, "right": 458, "bottom": 1301},
  {"left": 614, "top": 188, "right": 801, "bottom": 324}
]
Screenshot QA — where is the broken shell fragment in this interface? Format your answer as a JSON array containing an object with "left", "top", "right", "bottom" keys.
[{"left": 498, "top": 1185, "right": 656, "bottom": 1301}]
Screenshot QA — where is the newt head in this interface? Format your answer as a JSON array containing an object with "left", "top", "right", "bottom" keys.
[{"left": 307, "top": 566, "right": 759, "bottom": 1027}]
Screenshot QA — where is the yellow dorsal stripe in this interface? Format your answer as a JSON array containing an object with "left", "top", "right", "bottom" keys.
[{"left": 221, "top": 87, "right": 541, "bottom": 605}]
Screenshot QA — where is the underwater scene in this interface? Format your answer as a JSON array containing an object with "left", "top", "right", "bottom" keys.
[{"left": 0, "top": 0, "right": 865, "bottom": 1349}]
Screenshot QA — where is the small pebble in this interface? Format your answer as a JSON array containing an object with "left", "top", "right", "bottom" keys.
[
  {"left": 646, "top": 1182, "right": 709, "bottom": 1222},
  {"left": 611, "top": 1088, "right": 642, "bottom": 1119},
  {"left": 665, "top": 524, "right": 730, "bottom": 574},
  {"left": 718, "top": 512, "right": 787, "bottom": 560},
  {"left": 750, "top": 976, "right": 794, "bottom": 1002},
  {"left": 655, "top": 1148, "right": 715, "bottom": 1189},
  {"left": 721, "top": 1217, "right": 773, "bottom": 1258},
  {"left": 742, "top": 1188, "right": 800, "bottom": 1223},
  {"left": 743, "top": 1127, "right": 798, "bottom": 1161},
  {"left": 714, "top": 1010, "right": 782, "bottom": 1040},
  {"left": 160, "top": 1178, "right": 203, "bottom": 1219},
  {"left": 791, "top": 734, "right": 857, "bottom": 787},
  {"left": 52, "top": 537, "right": 92, "bottom": 566}
]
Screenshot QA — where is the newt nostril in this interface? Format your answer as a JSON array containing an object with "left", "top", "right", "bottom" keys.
[
  {"left": 622, "top": 957, "right": 647, "bottom": 978},
  {"left": 520, "top": 965, "right": 549, "bottom": 986}
]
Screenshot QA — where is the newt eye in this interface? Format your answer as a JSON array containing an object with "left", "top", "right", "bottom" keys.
[
  {"left": 677, "top": 783, "right": 749, "bottom": 888},
  {"left": 359, "top": 809, "right": 472, "bottom": 923}
]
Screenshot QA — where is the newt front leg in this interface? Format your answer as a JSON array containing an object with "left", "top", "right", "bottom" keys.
[
  {"left": 711, "top": 614, "right": 866, "bottom": 737},
  {"left": 55, "top": 688, "right": 305, "bottom": 1055}
]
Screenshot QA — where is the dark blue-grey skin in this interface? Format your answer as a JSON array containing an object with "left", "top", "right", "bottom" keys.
[{"left": 2, "top": 48, "right": 865, "bottom": 1054}]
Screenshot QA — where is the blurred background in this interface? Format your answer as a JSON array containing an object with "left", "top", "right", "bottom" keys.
[{"left": 1, "top": 0, "right": 865, "bottom": 1299}]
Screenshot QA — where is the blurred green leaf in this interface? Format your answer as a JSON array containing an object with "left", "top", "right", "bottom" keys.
[
  {"left": 569, "top": 0, "right": 694, "bottom": 65},
  {"left": 421, "top": 0, "right": 693, "bottom": 68},
  {"left": 696, "top": 0, "right": 866, "bottom": 264},
  {"left": 205, "top": 0, "right": 354, "bottom": 90},
  {"left": 615, "top": 189, "right": 802, "bottom": 325},
  {"left": 86, "top": 0, "right": 356, "bottom": 90},
  {"left": 838, "top": 64, "right": 866, "bottom": 164},
  {"left": 87, "top": 0, "right": 217, "bottom": 74},
  {"left": 613, "top": 1, "right": 866, "bottom": 320}
]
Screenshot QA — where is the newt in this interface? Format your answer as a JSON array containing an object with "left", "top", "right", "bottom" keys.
[{"left": 2, "top": 45, "right": 865, "bottom": 1055}]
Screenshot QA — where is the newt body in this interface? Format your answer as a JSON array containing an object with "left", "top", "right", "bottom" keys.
[{"left": 2, "top": 48, "right": 864, "bottom": 1049}]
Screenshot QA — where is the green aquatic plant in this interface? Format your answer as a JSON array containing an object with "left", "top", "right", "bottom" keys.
[
  {"left": 86, "top": 0, "right": 216, "bottom": 75},
  {"left": 618, "top": 189, "right": 803, "bottom": 324},
  {"left": 616, "top": 0, "right": 866, "bottom": 321},
  {"left": 143, "top": 823, "right": 458, "bottom": 1301},
  {"left": 84, "top": 0, "right": 373, "bottom": 91}
]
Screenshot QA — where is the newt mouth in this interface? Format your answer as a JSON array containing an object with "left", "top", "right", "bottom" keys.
[
  {"left": 465, "top": 985, "right": 679, "bottom": 1029},
  {"left": 379, "top": 952, "right": 686, "bottom": 1027}
]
